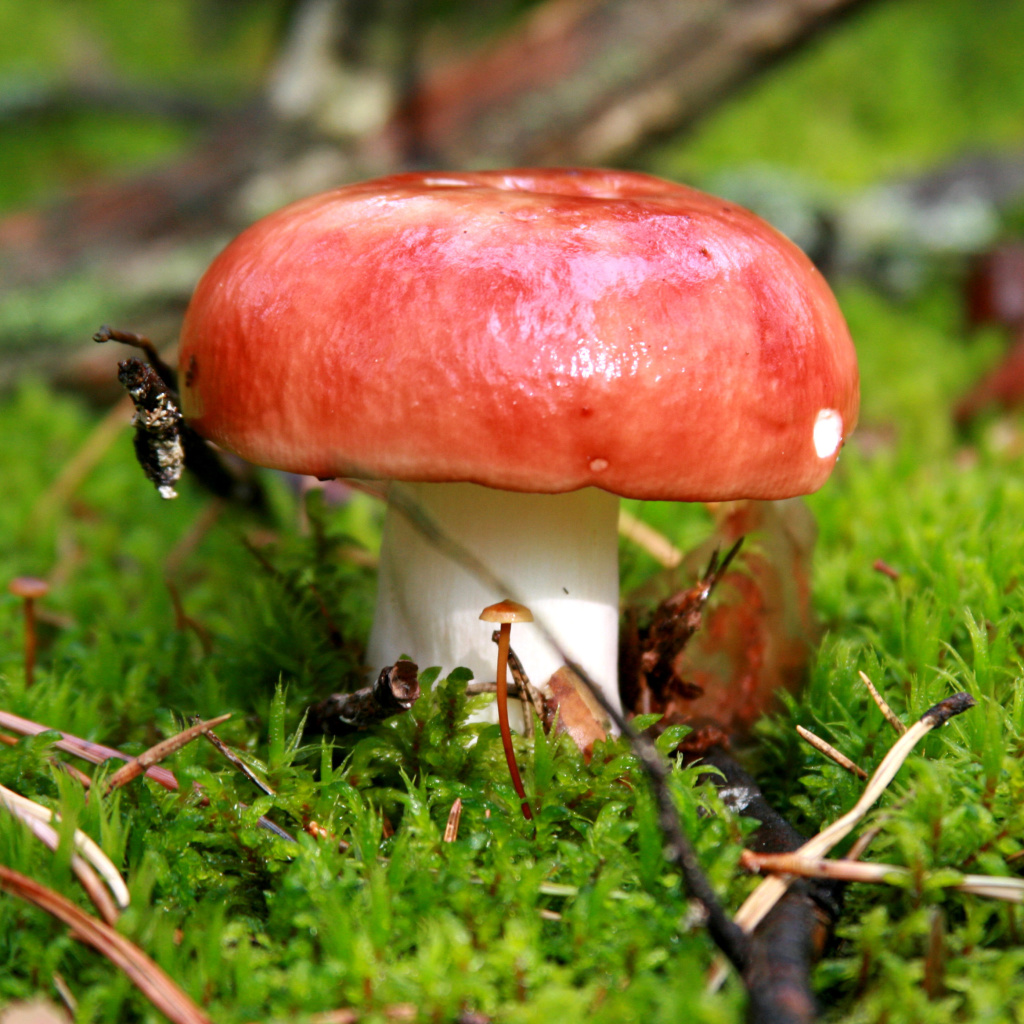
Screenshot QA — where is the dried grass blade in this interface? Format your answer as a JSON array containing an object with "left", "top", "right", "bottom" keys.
[
  {"left": 707, "top": 693, "right": 975, "bottom": 994},
  {"left": 742, "top": 851, "right": 1024, "bottom": 903},
  {"left": 28, "top": 397, "right": 135, "bottom": 529},
  {"left": 0, "top": 865, "right": 212, "bottom": 1024},
  {"left": 201, "top": 722, "right": 276, "bottom": 797},
  {"left": 443, "top": 798, "right": 463, "bottom": 843},
  {"left": 618, "top": 508, "right": 683, "bottom": 568},
  {"left": 0, "top": 783, "right": 129, "bottom": 910},
  {"left": 0, "top": 799, "right": 119, "bottom": 925},
  {"left": 859, "top": 670, "right": 907, "bottom": 735},
  {"left": 958, "top": 877, "right": 1024, "bottom": 902},
  {"left": 732, "top": 693, "right": 975, "bottom": 938},
  {"left": 0, "top": 710, "right": 179, "bottom": 791},
  {"left": 796, "top": 725, "right": 868, "bottom": 779},
  {"left": 103, "top": 714, "right": 231, "bottom": 795}
]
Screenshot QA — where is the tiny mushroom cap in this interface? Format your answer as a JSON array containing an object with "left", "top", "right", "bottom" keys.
[
  {"left": 9, "top": 577, "right": 50, "bottom": 601},
  {"left": 480, "top": 600, "right": 535, "bottom": 624},
  {"left": 178, "top": 168, "right": 858, "bottom": 723}
]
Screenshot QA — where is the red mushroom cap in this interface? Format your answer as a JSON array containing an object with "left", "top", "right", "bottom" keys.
[{"left": 179, "top": 168, "right": 858, "bottom": 501}]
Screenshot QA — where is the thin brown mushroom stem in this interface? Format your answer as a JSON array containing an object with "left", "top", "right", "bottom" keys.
[
  {"left": 495, "top": 621, "right": 533, "bottom": 821},
  {"left": 481, "top": 600, "right": 536, "bottom": 822},
  {"left": 23, "top": 596, "right": 37, "bottom": 687},
  {"left": 9, "top": 577, "right": 49, "bottom": 688}
]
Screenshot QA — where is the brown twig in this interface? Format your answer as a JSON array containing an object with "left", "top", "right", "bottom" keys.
[
  {"left": 200, "top": 722, "right": 315, "bottom": 840},
  {"left": 0, "top": 709, "right": 294, "bottom": 842},
  {"left": 165, "top": 580, "right": 214, "bottom": 656},
  {"left": 94, "top": 325, "right": 177, "bottom": 391},
  {"left": 465, "top": 681, "right": 525, "bottom": 698},
  {"left": 163, "top": 499, "right": 225, "bottom": 579},
  {"left": 103, "top": 714, "right": 232, "bottom": 795},
  {"left": 0, "top": 866, "right": 212, "bottom": 1024}
]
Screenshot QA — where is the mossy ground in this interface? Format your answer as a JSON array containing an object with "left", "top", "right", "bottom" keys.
[{"left": 2, "top": 1, "right": 1024, "bottom": 1021}]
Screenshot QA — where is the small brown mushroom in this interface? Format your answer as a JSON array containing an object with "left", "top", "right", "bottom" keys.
[
  {"left": 8, "top": 577, "right": 49, "bottom": 688},
  {"left": 481, "top": 600, "right": 534, "bottom": 820}
]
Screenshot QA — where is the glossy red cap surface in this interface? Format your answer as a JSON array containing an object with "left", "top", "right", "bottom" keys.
[{"left": 179, "top": 168, "right": 858, "bottom": 500}]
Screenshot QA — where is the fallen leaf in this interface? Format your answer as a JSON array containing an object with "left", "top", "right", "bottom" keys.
[
  {"left": 622, "top": 499, "right": 818, "bottom": 739},
  {"left": 544, "top": 665, "right": 608, "bottom": 758}
]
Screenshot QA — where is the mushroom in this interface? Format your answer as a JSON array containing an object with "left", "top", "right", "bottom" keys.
[
  {"left": 480, "top": 599, "right": 534, "bottom": 819},
  {"left": 8, "top": 576, "right": 49, "bottom": 688},
  {"left": 178, "top": 168, "right": 858, "bottom": 721}
]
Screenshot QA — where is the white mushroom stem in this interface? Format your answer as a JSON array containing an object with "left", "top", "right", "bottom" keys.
[{"left": 367, "top": 483, "right": 622, "bottom": 728}]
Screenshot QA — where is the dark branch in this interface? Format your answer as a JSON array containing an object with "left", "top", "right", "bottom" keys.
[
  {"left": 695, "top": 747, "right": 844, "bottom": 1024},
  {"left": 96, "top": 325, "right": 178, "bottom": 392},
  {"left": 923, "top": 691, "right": 976, "bottom": 728}
]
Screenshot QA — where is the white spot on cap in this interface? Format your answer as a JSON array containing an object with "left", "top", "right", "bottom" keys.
[
  {"left": 589, "top": 458, "right": 609, "bottom": 473},
  {"left": 813, "top": 409, "right": 843, "bottom": 459}
]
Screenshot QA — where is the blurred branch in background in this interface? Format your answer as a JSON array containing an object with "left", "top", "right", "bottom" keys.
[
  {"left": 6, "top": 0, "right": 1024, "bottom": 416},
  {"left": 0, "top": 0, "right": 873, "bottom": 319}
]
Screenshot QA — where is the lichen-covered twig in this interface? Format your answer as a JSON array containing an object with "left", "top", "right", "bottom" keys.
[
  {"left": 104, "top": 332, "right": 267, "bottom": 510},
  {"left": 117, "top": 358, "right": 186, "bottom": 499},
  {"left": 311, "top": 660, "right": 420, "bottom": 734}
]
